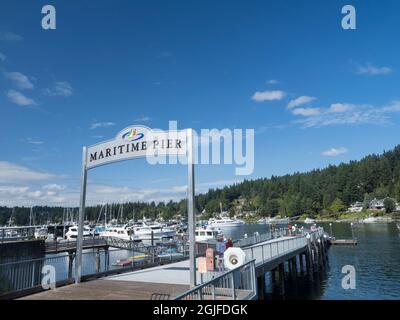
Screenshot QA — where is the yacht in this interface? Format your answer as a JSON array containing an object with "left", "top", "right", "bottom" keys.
[
  {"left": 131, "top": 221, "right": 176, "bottom": 242},
  {"left": 99, "top": 225, "right": 141, "bottom": 242},
  {"left": 65, "top": 225, "right": 94, "bottom": 240},
  {"left": 195, "top": 227, "right": 224, "bottom": 242},
  {"left": 207, "top": 217, "right": 245, "bottom": 228},
  {"left": 34, "top": 226, "right": 48, "bottom": 240}
]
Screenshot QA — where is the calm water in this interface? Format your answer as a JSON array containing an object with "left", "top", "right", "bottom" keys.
[{"left": 220, "top": 222, "right": 400, "bottom": 300}]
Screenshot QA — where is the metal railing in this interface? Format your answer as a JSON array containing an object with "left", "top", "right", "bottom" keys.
[
  {"left": 45, "top": 238, "right": 108, "bottom": 252},
  {"left": 0, "top": 245, "right": 187, "bottom": 297},
  {"left": 242, "top": 236, "right": 307, "bottom": 267},
  {"left": 0, "top": 227, "right": 36, "bottom": 243},
  {"left": 175, "top": 260, "right": 257, "bottom": 300},
  {"left": 234, "top": 228, "right": 289, "bottom": 248}
]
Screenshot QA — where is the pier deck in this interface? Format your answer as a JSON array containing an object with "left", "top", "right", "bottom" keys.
[{"left": 20, "top": 279, "right": 189, "bottom": 300}]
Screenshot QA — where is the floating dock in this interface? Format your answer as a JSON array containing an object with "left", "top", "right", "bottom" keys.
[{"left": 329, "top": 239, "right": 358, "bottom": 245}]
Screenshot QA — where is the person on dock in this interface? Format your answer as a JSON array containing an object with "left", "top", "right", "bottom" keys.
[
  {"left": 216, "top": 237, "right": 226, "bottom": 271},
  {"left": 225, "top": 238, "right": 233, "bottom": 250}
]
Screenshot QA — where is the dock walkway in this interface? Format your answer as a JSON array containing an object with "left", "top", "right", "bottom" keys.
[{"left": 16, "top": 229, "right": 329, "bottom": 300}]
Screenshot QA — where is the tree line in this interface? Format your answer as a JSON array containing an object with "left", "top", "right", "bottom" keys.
[{"left": 1, "top": 145, "right": 400, "bottom": 225}]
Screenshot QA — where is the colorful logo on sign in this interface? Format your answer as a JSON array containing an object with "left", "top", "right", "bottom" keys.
[{"left": 122, "top": 128, "right": 144, "bottom": 141}]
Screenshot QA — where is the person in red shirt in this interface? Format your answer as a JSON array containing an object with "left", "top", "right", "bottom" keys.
[{"left": 225, "top": 238, "right": 233, "bottom": 249}]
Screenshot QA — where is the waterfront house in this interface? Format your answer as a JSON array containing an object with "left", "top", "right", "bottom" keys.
[{"left": 348, "top": 202, "right": 363, "bottom": 213}]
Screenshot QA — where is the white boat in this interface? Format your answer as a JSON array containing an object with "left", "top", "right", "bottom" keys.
[
  {"left": 195, "top": 227, "right": 221, "bottom": 242},
  {"left": 363, "top": 216, "right": 379, "bottom": 223},
  {"left": 304, "top": 218, "right": 316, "bottom": 224},
  {"left": 99, "top": 225, "right": 141, "bottom": 241},
  {"left": 207, "top": 217, "right": 245, "bottom": 228},
  {"left": 65, "top": 225, "right": 94, "bottom": 240},
  {"left": 131, "top": 222, "right": 176, "bottom": 242},
  {"left": 34, "top": 226, "right": 48, "bottom": 239}
]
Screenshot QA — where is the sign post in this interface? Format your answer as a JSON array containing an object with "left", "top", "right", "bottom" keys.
[
  {"left": 74, "top": 125, "right": 195, "bottom": 285},
  {"left": 187, "top": 128, "right": 196, "bottom": 287},
  {"left": 75, "top": 146, "right": 87, "bottom": 284}
]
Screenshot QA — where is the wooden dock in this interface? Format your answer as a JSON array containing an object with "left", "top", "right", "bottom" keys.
[{"left": 19, "top": 279, "right": 189, "bottom": 300}]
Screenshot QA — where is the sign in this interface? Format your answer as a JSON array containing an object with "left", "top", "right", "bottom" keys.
[
  {"left": 198, "top": 257, "right": 207, "bottom": 274},
  {"left": 75, "top": 125, "right": 197, "bottom": 288},
  {"left": 206, "top": 248, "right": 215, "bottom": 271},
  {"left": 86, "top": 125, "right": 187, "bottom": 169}
]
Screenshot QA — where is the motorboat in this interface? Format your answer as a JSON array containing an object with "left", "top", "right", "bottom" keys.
[
  {"left": 131, "top": 222, "right": 176, "bottom": 242},
  {"left": 207, "top": 217, "right": 245, "bottom": 228},
  {"left": 304, "top": 218, "right": 316, "bottom": 224},
  {"left": 65, "top": 225, "right": 94, "bottom": 240},
  {"left": 34, "top": 226, "right": 48, "bottom": 240},
  {"left": 195, "top": 227, "right": 220, "bottom": 242},
  {"left": 112, "top": 254, "right": 150, "bottom": 267},
  {"left": 158, "top": 247, "right": 184, "bottom": 259},
  {"left": 99, "top": 225, "right": 141, "bottom": 242},
  {"left": 362, "top": 216, "right": 379, "bottom": 223}
]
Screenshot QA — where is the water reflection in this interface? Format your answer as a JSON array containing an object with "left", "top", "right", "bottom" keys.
[{"left": 219, "top": 222, "right": 400, "bottom": 300}]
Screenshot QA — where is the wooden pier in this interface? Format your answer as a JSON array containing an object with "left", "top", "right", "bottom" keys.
[
  {"left": 45, "top": 238, "right": 109, "bottom": 254},
  {"left": 15, "top": 228, "right": 330, "bottom": 301}
]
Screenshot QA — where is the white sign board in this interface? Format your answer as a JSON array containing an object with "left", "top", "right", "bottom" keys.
[{"left": 86, "top": 125, "right": 187, "bottom": 169}]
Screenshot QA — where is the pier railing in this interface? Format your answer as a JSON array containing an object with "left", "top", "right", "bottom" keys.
[
  {"left": 175, "top": 260, "right": 257, "bottom": 300},
  {"left": 234, "top": 227, "right": 289, "bottom": 248},
  {"left": 242, "top": 236, "right": 307, "bottom": 267},
  {"left": 0, "top": 227, "right": 36, "bottom": 243},
  {"left": 0, "top": 245, "right": 187, "bottom": 297}
]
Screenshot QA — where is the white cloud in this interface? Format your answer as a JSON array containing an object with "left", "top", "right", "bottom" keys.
[
  {"left": 0, "top": 32, "right": 23, "bottom": 42},
  {"left": 292, "top": 108, "right": 321, "bottom": 116},
  {"left": 6, "top": 90, "right": 36, "bottom": 106},
  {"left": 287, "top": 96, "right": 316, "bottom": 109},
  {"left": 252, "top": 90, "right": 285, "bottom": 102},
  {"left": 328, "top": 103, "right": 355, "bottom": 113},
  {"left": 357, "top": 64, "right": 392, "bottom": 75},
  {"left": 267, "top": 79, "right": 279, "bottom": 85},
  {"left": 4, "top": 71, "right": 34, "bottom": 89},
  {"left": 44, "top": 81, "right": 73, "bottom": 97},
  {"left": 293, "top": 100, "right": 400, "bottom": 128},
  {"left": 42, "top": 184, "right": 66, "bottom": 191},
  {"left": 134, "top": 116, "right": 151, "bottom": 122},
  {"left": 322, "top": 147, "right": 348, "bottom": 157},
  {"left": 23, "top": 138, "right": 44, "bottom": 145},
  {"left": 90, "top": 122, "right": 116, "bottom": 130},
  {"left": 0, "top": 162, "right": 57, "bottom": 183},
  {"left": 0, "top": 52, "right": 6, "bottom": 61}
]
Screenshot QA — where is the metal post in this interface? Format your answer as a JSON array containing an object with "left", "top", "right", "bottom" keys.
[
  {"left": 187, "top": 129, "right": 196, "bottom": 287},
  {"left": 75, "top": 146, "right": 88, "bottom": 284}
]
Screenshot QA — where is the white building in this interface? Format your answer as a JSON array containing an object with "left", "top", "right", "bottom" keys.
[
  {"left": 348, "top": 201, "right": 363, "bottom": 213},
  {"left": 370, "top": 198, "right": 385, "bottom": 211}
]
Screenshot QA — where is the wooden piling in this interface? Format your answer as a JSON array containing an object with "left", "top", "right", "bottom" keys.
[{"left": 257, "top": 274, "right": 265, "bottom": 300}]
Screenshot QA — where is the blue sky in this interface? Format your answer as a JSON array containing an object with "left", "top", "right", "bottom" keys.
[{"left": 1, "top": 0, "right": 400, "bottom": 206}]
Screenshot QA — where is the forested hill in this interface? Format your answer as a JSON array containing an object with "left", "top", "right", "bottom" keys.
[
  {"left": 195, "top": 145, "right": 400, "bottom": 218},
  {"left": 1, "top": 145, "right": 400, "bottom": 225}
]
